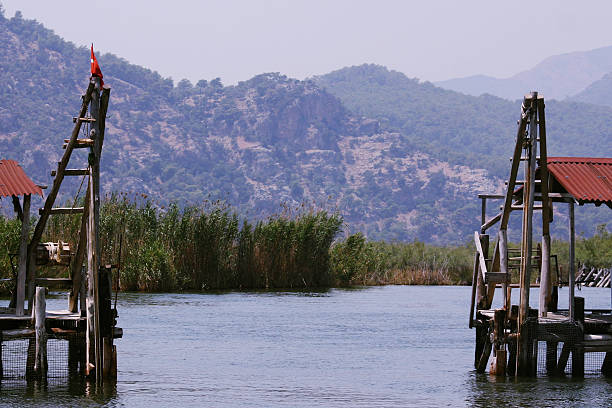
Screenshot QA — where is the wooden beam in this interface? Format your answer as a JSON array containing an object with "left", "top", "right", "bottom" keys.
[
  {"left": 34, "top": 277, "right": 73, "bottom": 290},
  {"left": 51, "top": 169, "right": 89, "bottom": 177},
  {"left": 40, "top": 207, "right": 85, "bottom": 215},
  {"left": 16, "top": 194, "right": 30, "bottom": 316},
  {"left": 11, "top": 195, "right": 23, "bottom": 222}
]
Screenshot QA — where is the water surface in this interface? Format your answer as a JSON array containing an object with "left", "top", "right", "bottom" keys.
[{"left": 1, "top": 286, "right": 612, "bottom": 407}]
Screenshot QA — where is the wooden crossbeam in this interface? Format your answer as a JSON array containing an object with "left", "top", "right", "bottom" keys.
[
  {"left": 40, "top": 207, "right": 85, "bottom": 215},
  {"left": 51, "top": 169, "right": 89, "bottom": 177}
]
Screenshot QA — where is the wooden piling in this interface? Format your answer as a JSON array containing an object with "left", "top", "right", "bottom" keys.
[
  {"left": 490, "top": 309, "right": 507, "bottom": 376},
  {"left": 499, "top": 229, "right": 509, "bottom": 311},
  {"left": 568, "top": 201, "right": 576, "bottom": 321},
  {"left": 572, "top": 297, "right": 585, "bottom": 377},
  {"left": 34, "top": 286, "right": 47, "bottom": 378},
  {"left": 602, "top": 352, "right": 612, "bottom": 377}
]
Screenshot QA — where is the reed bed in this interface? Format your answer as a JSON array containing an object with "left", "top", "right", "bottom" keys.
[
  {"left": 329, "top": 233, "right": 473, "bottom": 286},
  {"left": 43, "top": 193, "right": 343, "bottom": 291},
  {"left": 0, "top": 197, "right": 609, "bottom": 292}
]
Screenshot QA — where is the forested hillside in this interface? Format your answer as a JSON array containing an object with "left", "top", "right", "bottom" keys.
[{"left": 0, "top": 9, "right": 609, "bottom": 244}]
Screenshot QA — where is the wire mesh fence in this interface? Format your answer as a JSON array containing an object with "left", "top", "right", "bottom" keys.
[{"left": 1, "top": 333, "right": 84, "bottom": 381}]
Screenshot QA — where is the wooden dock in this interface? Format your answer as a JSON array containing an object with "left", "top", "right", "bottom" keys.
[{"left": 469, "top": 92, "right": 612, "bottom": 378}]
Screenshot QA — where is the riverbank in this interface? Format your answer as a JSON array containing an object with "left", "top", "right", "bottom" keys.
[{"left": 0, "top": 195, "right": 610, "bottom": 293}]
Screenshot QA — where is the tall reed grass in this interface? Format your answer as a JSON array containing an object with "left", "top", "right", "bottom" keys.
[
  {"left": 330, "top": 233, "right": 473, "bottom": 285},
  {"left": 0, "top": 196, "right": 609, "bottom": 292},
  {"left": 43, "top": 193, "right": 343, "bottom": 291}
]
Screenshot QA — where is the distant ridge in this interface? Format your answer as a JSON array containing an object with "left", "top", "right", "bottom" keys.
[{"left": 436, "top": 45, "right": 612, "bottom": 100}]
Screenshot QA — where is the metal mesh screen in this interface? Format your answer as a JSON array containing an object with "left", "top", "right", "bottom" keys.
[
  {"left": 0, "top": 338, "right": 32, "bottom": 379},
  {"left": 534, "top": 317, "right": 610, "bottom": 377},
  {"left": 1, "top": 334, "right": 84, "bottom": 381},
  {"left": 537, "top": 342, "right": 607, "bottom": 376}
]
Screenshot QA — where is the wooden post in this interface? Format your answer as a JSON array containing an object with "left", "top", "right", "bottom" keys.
[
  {"left": 517, "top": 93, "right": 538, "bottom": 377},
  {"left": 569, "top": 201, "right": 576, "bottom": 321},
  {"left": 34, "top": 286, "right": 47, "bottom": 378},
  {"left": 16, "top": 194, "right": 30, "bottom": 316},
  {"left": 0, "top": 331, "right": 3, "bottom": 380},
  {"left": 602, "top": 352, "right": 612, "bottom": 377},
  {"left": 490, "top": 308, "right": 507, "bottom": 376},
  {"left": 85, "top": 77, "right": 103, "bottom": 381},
  {"left": 572, "top": 297, "right": 584, "bottom": 377},
  {"left": 481, "top": 197, "right": 487, "bottom": 227},
  {"left": 537, "top": 97, "right": 552, "bottom": 317},
  {"left": 539, "top": 235, "right": 551, "bottom": 317},
  {"left": 499, "top": 229, "right": 509, "bottom": 311}
]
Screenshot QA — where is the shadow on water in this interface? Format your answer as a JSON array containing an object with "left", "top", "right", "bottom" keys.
[
  {"left": 0, "top": 377, "right": 118, "bottom": 407},
  {"left": 465, "top": 371, "right": 612, "bottom": 407}
]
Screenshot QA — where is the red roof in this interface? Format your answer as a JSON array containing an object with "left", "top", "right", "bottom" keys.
[
  {"left": 547, "top": 157, "right": 612, "bottom": 205},
  {"left": 0, "top": 160, "right": 43, "bottom": 198}
]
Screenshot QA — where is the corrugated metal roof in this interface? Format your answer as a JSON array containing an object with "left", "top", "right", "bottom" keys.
[
  {"left": 547, "top": 157, "right": 612, "bottom": 205},
  {"left": 0, "top": 160, "right": 43, "bottom": 198}
]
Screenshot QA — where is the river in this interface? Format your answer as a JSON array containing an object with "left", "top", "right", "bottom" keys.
[{"left": 1, "top": 286, "right": 612, "bottom": 407}]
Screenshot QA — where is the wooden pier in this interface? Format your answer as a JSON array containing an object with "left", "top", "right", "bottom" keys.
[
  {"left": 1, "top": 55, "right": 121, "bottom": 383},
  {"left": 469, "top": 92, "right": 612, "bottom": 377}
]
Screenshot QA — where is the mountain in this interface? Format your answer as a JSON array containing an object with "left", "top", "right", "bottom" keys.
[
  {"left": 0, "top": 10, "right": 501, "bottom": 244},
  {"left": 436, "top": 46, "right": 612, "bottom": 100},
  {"left": 313, "top": 64, "right": 612, "bottom": 178},
  {"left": 313, "top": 64, "right": 612, "bottom": 236},
  {"left": 571, "top": 72, "right": 612, "bottom": 107},
  {"left": 0, "top": 9, "right": 609, "bottom": 245}
]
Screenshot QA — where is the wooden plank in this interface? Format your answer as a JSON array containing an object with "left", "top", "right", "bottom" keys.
[
  {"left": 40, "top": 207, "right": 84, "bottom": 215},
  {"left": 16, "top": 194, "right": 30, "bottom": 316},
  {"left": 63, "top": 139, "right": 94, "bottom": 149},
  {"left": 2, "top": 328, "right": 35, "bottom": 340},
  {"left": 51, "top": 169, "right": 89, "bottom": 177},
  {"left": 473, "top": 231, "right": 488, "bottom": 283},
  {"left": 72, "top": 117, "right": 96, "bottom": 123},
  {"left": 34, "top": 277, "right": 73, "bottom": 289},
  {"left": 469, "top": 252, "right": 478, "bottom": 328}
]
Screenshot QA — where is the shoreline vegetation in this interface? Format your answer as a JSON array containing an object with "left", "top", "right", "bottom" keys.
[{"left": 0, "top": 193, "right": 610, "bottom": 293}]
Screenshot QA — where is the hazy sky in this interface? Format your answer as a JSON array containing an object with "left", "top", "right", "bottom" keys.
[{"left": 3, "top": 1, "right": 612, "bottom": 85}]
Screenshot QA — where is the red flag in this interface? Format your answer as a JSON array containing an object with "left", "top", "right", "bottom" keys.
[{"left": 90, "top": 44, "right": 104, "bottom": 87}]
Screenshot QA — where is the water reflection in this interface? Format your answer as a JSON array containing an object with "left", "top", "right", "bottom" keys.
[
  {"left": 0, "top": 377, "right": 117, "bottom": 407},
  {"left": 466, "top": 371, "right": 612, "bottom": 407}
]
